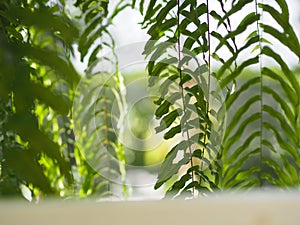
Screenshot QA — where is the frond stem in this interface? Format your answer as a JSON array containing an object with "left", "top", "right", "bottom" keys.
[
  {"left": 102, "top": 90, "right": 111, "bottom": 193},
  {"left": 255, "top": 0, "right": 264, "bottom": 187},
  {"left": 199, "top": 0, "right": 212, "bottom": 189},
  {"left": 177, "top": 0, "right": 195, "bottom": 196}
]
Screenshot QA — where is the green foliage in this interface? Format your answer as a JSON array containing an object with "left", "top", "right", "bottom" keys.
[
  {"left": 140, "top": 0, "right": 300, "bottom": 197},
  {"left": 0, "top": 0, "right": 129, "bottom": 200},
  {"left": 140, "top": 0, "right": 224, "bottom": 197},
  {"left": 73, "top": 0, "right": 129, "bottom": 198},
  {"left": 0, "top": 0, "right": 79, "bottom": 196},
  {"left": 0, "top": 0, "right": 299, "bottom": 200},
  {"left": 72, "top": 73, "right": 128, "bottom": 198}
]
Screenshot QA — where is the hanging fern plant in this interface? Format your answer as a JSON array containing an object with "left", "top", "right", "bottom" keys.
[
  {"left": 0, "top": 0, "right": 79, "bottom": 196},
  {"left": 73, "top": 0, "right": 129, "bottom": 198},
  {"left": 137, "top": 0, "right": 224, "bottom": 197},
  {"left": 215, "top": 0, "right": 300, "bottom": 189},
  {"left": 0, "top": 0, "right": 299, "bottom": 200},
  {"left": 136, "top": 0, "right": 300, "bottom": 197}
]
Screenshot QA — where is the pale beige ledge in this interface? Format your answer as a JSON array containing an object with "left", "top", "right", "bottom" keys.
[{"left": 0, "top": 192, "right": 300, "bottom": 225}]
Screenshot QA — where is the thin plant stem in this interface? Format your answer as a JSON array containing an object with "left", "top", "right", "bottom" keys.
[
  {"left": 177, "top": 0, "right": 195, "bottom": 196},
  {"left": 255, "top": 0, "right": 264, "bottom": 187},
  {"left": 199, "top": 0, "right": 212, "bottom": 189}
]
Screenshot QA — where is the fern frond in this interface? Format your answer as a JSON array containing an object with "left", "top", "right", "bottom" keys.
[
  {"left": 141, "top": 0, "right": 226, "bottom": 197},
  {"left": 217, "top": 0, "right": 300, "bottom": 190},
  {"left": 0, "top": 0, "right": 80, "bottom": 195}
]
